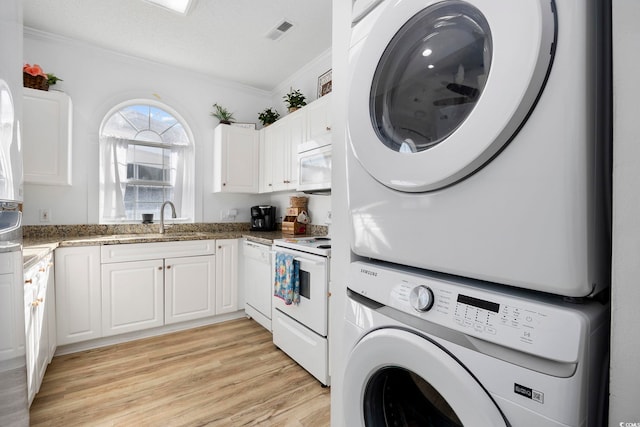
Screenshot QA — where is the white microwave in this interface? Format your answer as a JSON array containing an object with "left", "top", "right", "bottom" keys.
[{"left": 297, "top": 138, "right": 332, "bottom": 193}]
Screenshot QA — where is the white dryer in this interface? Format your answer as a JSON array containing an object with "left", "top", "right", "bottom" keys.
[
  {"left": 343, "top": 261, "right": 610, "bottom": 426},
  {"left": 347, "top": 0, "right": 611, "bottom": 297}
]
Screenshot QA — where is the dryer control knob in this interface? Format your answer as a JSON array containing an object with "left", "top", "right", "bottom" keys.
[{"left": 410, "top": 286, "right": 434, "bottom": 312}]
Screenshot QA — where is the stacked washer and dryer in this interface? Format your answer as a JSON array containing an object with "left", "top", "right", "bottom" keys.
[{"left": 343, "top": 0, "right": 612, "bottom": 426}]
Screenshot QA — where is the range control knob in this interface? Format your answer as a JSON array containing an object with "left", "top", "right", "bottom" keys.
[{"left": 410, "top": 285, "right": 434, "bottom": 312}]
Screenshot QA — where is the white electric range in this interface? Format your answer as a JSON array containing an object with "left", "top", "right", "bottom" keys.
[{"left": 272, "top": 236, "right": 331, "bottom": 386}]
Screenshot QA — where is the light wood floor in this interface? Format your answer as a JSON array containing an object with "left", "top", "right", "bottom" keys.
[{"left": 29, "top": 318, "right": 330, "bottom": 426}]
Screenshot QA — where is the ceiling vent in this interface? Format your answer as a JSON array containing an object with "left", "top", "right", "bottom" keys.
[{"left": 266, "top": 20, "right": 294, "bottom": 41}]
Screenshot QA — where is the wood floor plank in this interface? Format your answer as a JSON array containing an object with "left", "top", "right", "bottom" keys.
[{"left": 29, "top": 318, "right": 331, "bottom": 426}]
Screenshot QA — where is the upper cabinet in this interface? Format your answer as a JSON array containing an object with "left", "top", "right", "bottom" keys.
[
  {"left": 22, "top": 88, "right": 72, "bottom": 186},
  {"left": 263, "top": 107, "right": 305, "bottom": 193},
  {"left": 260, "top": 95, "right": 332, "bottom": 194},
  {"left": 305, "top": 93, "right": 332, "bottom": 142},
  {"left": 212, "top": 124, "right": 260, "bottom": 193}
]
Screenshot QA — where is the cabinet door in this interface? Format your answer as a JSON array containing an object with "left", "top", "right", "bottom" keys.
[
  {"left": 22, "top": 87, "right": 72, "bottom": 185},
  {"left": 213, "top": 124, "right": 259, "bottom": 193},
  {"left": 55, "top": 246, "right": 102, "bottom": 345},
  {"left": 23, "top": 276, "right": 37, "bottom": 406},
  {"left": 268, "top": 121, "right": 288, "bottom": 192},
  {"left": 165, "top": 255, "right": 216, "bottom": 324},
  {"left": 286, "top": 110, "right": 305, "bottom": 190},
  {"left": 101, "top": 259, "right": 164, "bottom": 336},
  {"left": 215, "top": 239, "right": 239, "bottom": 314},
  {"left": 306, "top": 94, "right": 332, "bottom": 141},
  {"left": 259, "top": 129, "right": 273, "bottom": 193},
  {"left": 45, "top": 260, "right": 56, "bottom": 362}
]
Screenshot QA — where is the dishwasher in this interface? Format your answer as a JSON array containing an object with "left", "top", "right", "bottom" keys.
[{"left": 243, "top": 240, "right": 273, "bottom": 331}]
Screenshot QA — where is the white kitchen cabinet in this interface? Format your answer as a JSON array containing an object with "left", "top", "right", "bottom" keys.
[
  {"left": 101, "top": 240, "right": 219, "bottom": 330},
  {"left": 215, "top": 239, "right": 239, "bottom": 315},
  {"left": 213, "top": 124, "right": 259, "bottom": 193},
  {"left": 45, "top": 258, "right": 56, "bottom": 362},
  {"left": 22, "top": 87, "right": 72, "bottom": 186},
  {"left": 55, "top": 246, "right": 102, "bottom": 345},
  {"left": 259, "top": 129, "right": 273, "bottom": 193},
  {"left": 101, "top": 259, "right": 164, "bottom": 336},
  {"left": 24, "top": 253, "right": 55, "bottom": 405},
  {"left": 165, "top": 255, "right": 216, "bottom": 324},
  {"left": 262, "top": 108, "right": 304, "bottom": 192},
  {"left": 305, "top": 93, "right": 332, "bottom": 141}
]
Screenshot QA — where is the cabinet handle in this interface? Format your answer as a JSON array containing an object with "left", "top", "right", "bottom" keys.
[
  {"left": 39, "top": 267, "right": 46, "bottom": 272},
  {"left": 24, "top": 279, "right": 33, "bottom": 284},
  {"left": 326, "top": 126, "right": 331, "bottom": 131},
  {"left": 166, "top": 265, "right": 171, "bottom": 269},
  {"left": 268, "top": 183, "right": 272, "bottom": 187},
  {"left": 158, "top": 266, "right": 163, "bottom": 270},
  {"left": 218, "top": 246, "right": 222, "bottom": 249},
  {"left": 223, "top": 182, "right": 227, "bottom": 186}
]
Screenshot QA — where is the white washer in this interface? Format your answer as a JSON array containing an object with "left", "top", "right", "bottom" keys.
[
  {"left": 347, "top": 0, "right": 611, "bottom": 297},
  {"left": 343, "top": 261, "right": 610, "bottom": 426}
]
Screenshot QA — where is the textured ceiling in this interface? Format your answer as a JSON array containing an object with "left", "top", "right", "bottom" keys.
[{"left": 22, "top": 0, "right": 332, "bottom": 91}]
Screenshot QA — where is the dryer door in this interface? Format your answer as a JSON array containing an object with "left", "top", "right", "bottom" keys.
[
  {"left": 348, "top": 0, "right": 556, "bottom": 192},
  {"left": 343, "top": 328, "right": 508, "bottom": 426}
]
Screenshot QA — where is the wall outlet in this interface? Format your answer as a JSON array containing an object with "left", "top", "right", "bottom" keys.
[
  {"left": 325, "top": 210, "right": 332, "bottom": 225},
  {"left": 39, "top": 208, "right": 51, "bottom": 222}
]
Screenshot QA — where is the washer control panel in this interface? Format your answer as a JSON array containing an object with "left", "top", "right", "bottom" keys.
[{"left": 353, "top": 261, "right": 585, "bottom": 363}]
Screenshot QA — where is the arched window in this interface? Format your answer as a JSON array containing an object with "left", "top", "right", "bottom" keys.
[{"left": 99, "top": 100, "right": 194, "bottom": 223}]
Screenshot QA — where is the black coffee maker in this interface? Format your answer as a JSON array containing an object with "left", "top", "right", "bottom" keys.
[{"left": 250, "top": 205, "right": 276, "bottom": 231}]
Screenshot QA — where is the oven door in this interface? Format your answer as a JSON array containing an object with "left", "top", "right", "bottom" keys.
[{"left": 273, "top": 247, "right": 328, "bottom": 336}]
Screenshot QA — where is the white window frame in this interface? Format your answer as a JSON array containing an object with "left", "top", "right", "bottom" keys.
[{"left": 98, "top": 99, "right": 195, "bottom": 224}]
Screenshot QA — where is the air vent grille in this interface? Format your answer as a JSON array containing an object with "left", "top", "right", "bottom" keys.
[{"left": 266, "top": 20, "right": 294, "bottom": 41}]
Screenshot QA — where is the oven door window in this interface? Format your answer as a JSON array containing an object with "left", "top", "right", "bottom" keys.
[{"left": 299, "top": 269, "right": 311, "bottom": 300}]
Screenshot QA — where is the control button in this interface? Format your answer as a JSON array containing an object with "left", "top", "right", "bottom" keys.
[
  {"left": 463, "top": 320, "right": 473, "bottom": 328},
  {"left": 455, "top": 318, "right": 464, "bottom": 326},
  {"left": 485, "top": 326, "right": 497, "bottom": 335},
  {"left": 409, "top": 285, "right": 434, "bottom": 312},
  {"left": 474, "top": 324, "right": 483, "bottom": 332}
]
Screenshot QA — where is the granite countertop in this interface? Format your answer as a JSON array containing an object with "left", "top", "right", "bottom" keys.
[{"left": 22, "top": 223, "right": 328, "bottom": 270}]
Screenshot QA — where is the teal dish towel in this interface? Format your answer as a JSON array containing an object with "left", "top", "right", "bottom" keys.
[{"left": 274, "top": 252, "right": 300, "bottom": 305}]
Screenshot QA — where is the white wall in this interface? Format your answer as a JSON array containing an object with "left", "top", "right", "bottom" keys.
[
  {"left": 610, "top": 0, "right": 640, "bottom": 422},
  {"left": 22, "top": 29, "right": 332, "bottom": 226},
  {"left": 269, "top": 49, "right": 332, "bottom": 123}
]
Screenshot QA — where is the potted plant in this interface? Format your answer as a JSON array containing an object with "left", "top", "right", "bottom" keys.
[
  {"left": 46, "top": 73, "right": 63, "bottom": 86},
  {"left": 283, "top": 89, "right": 307, "bottom": 113},
  {"left": 258, "top": 107, "right": 280, "bottom": 126},
  {"left": 211, "top": 103, "right": 235, "bottom": 124}
]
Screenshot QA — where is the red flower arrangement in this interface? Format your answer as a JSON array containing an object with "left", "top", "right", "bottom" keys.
[
  {"left": 23, "top": 64, "right": 62, "bottom": 91},
  {"left": 23, "top": 63, "right": 47, "bottom": 79}
]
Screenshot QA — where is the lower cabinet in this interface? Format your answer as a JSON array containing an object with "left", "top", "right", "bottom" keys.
[
  {"left": 215, "top": 239, "right": 239, "bottom": 315},
  {"left": 55, "top": 239, "right": 238, "bottom": 346},
  {"left": 165, "top": 255, "right": 216, "bottom": 324},
  {"left": 24, "top": 252, "right": 56, "bottom": 406},
  {"left": 101, "top": 259, "right": 164, "bottom": 336},
  {"left": 55, "top": 246, "right": 102, "bottom": 346}
]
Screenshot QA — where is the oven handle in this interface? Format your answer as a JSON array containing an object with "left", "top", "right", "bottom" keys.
[{"left": 294, "top": 257, "right": 323, "bottom": 265}]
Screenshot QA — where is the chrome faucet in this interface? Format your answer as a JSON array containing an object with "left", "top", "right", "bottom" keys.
[{"left": 159, "top": 201, "right": 177, "bottom": 234}]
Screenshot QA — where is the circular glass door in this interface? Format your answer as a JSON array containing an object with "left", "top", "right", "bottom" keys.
[
  {"left": 343, "top": 328, "right": 508, "bottom": 426},
  {"left": 347, "top": 0, "right": 556, "bottom": 192},
  {"left": 372, "top": 1, "right": 491, "bottom": 155}
]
